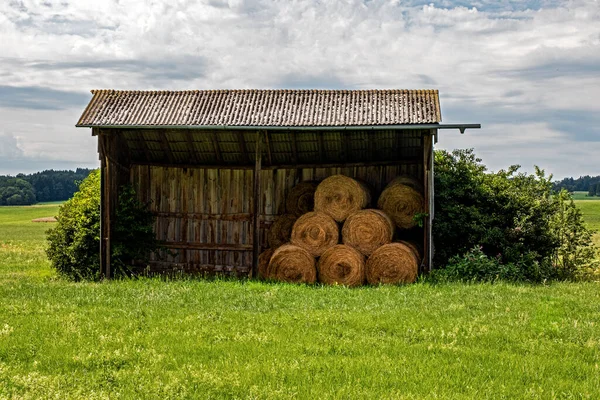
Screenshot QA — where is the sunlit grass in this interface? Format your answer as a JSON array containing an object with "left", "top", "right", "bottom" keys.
[{"left": 0, "top": 203, "right": 599, "bottom": 398}]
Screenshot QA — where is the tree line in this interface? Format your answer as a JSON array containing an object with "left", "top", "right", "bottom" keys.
[
  {"left": 553, "top": 175, "right": 600, "bottom": 196},
  {"left": 0, "top": 169, "right": 94, "bottom": 206}
]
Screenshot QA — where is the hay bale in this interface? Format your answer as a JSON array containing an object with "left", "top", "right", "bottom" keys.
[
  {"left": 390, "top": 176, "right": 423, "bottom": 193},
  {"left": 257, "top": 248, "right": 274, "bottom": 280},
  {"left": 267, "top": 214, "right": 297, "bottom": 248},
  {"left": 365, "top": 242, "right": 419, "bottom": 285},
  {"left": 31, "top": 217, "right": 57, "bottom": 223},
  {"left": 377, "top": 177, "right": 424, "bottom": 229},
  {"left": 398, "top": 240, "right": 422, "bottom": 263},
  {"left": 317, "top": 245, "right": 365, "bottom": 287},
  {"left": 286, "top": 181, "right": 318, "bottom": 216},
  {"left": 314, "top": 175, "right": 370, "bottom": 222},
  {"left": 342, "top": 209, "right": 394, "bottom": 256},
  {"left": 290, "top": 211, "right": 339, "bottom": 256},
  {"left": 267, "top": 244, "right": 316, "bottom": 284}
]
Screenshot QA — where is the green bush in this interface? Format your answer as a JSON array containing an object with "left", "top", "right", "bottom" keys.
[
  {"left": 430, "top": 246, "right": 522, "bottom": 283},
  {"left": 46, "top": 170, "right": 158, "bottom": 280},
  {"left": 433, "top": 149, "right": 597, "bottom": 282}
]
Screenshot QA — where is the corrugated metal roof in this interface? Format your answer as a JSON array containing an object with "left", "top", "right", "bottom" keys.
[{"left": 76, "top": 89, "right": 441, "bottom": 127}]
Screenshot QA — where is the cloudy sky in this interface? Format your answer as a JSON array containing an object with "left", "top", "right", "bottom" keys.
[{"left": 0, "top": 0, "right": 598, "bottom": 178}]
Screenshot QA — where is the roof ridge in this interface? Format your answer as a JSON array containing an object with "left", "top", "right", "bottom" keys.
[{"left": 91, "top": 88, "right": 439, "bottom": 94}]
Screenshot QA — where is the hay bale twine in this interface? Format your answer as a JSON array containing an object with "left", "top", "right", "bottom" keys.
[
  {"left": 267, "top": 244, "right": 316, "bottom": 284},
  {"left": 377, "top": 178, "right": 424, "bottom": 229},
  {"left": 365, "top": 242, "right": 419, "bottom": 285},
  {"left": 286, "top": 181, "right": 318, "bottom": 216},
  {"left": 342, "top": 209, "right": 394, "bottom": 256},
  {"left": 267, "top": 214, "right": 297, "bottom": 248},
  {"left": 257, "top": 248, "right": 275, "bottom": 280},
  {"left": 314, "top": 175, "right": 370, "bottom": 222},
  {"left": 317, "top": 244, "right": 365, "bottom": 287},
  {"left": 290, "top": 211, "right": 339, "bottom": 256}
]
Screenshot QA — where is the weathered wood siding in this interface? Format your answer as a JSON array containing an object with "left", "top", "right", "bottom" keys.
[{"left": 130, "top": 163, "right": 423, "bottom": 275}]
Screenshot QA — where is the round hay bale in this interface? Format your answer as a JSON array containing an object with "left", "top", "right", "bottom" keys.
[
  {"left": 342, "top": 209, "right": 394, "bottom": 256},
  {"left": 314, "top": 175, "right": 370, "bottom": 222},
  {"left": 398, "top": 240, "right": 422, "bottom": 263},
  {"left": 317, "top": 245, "right": 365, "bottom": 287},
  {"left": 257, "top": 248, "right": 274, "bottom": 280},
  {"left": 390, "top": 176, "right": 423, "bottom": 193},
  {"left": 267, "top": 244, "right": 316, "bottom": 284},
  {"left": 365, "top": 242, "right": 419, "bottom": 285},
  {"left": 377, "top": 178, "right": 424, "bottom": 229},
  {"left": 290, "top": 211, "right": 339, "bottom": 256},
  {"left": 267, "top": 214, "right": 297, "bottom": 248},
  {"left": 286, "top": 181, "right": 318, "bottom": 216}
]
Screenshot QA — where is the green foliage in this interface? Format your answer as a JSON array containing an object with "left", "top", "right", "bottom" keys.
[
  {"left": 430, "top": 246, "right": 537, "bottom": 283},
  {"left": 0, "top": 168, "right": 93, "bottom": 205},
  {"left": 551, "top": 190, "right": 600, "bottom": 279},
  {"left": 0, "top": 177, "right": 36, "bottom": 205},
  {"left": 433, "top": 149, "right": 598, "bottom": 282},
  {"left": 46, "top": 170, "right": 158, "bottom": 280},
  {"left": 45, "top": 171, "right": 101, "bottom": 280},
  {"left": 554, "top": 174, "right": 600, "bottom": 193},
  {"left": 111, "top": 185, "right": 160, "bottom": 275}
]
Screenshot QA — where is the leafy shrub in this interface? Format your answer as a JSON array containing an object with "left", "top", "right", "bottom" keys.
[
  {"left": 430, "top": 246, "right": 516, "bottom": 283},
  {"left": 46, "top": 170, "right": 159, "bottom": 280},
  {"left": 433, "top": 149, "right": 598, "bottom": 282}
]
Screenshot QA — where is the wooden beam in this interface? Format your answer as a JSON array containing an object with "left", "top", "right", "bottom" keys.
[
  {"left": 236, "top": 131, "right": 250, "bottom": 164},
  {"left": 367, "top": 131, "right": 376, "bottom": 160},
  {"left": 138, "top": 136, "right": 152, "bottom": 163},
  {"left": 153, "top": 212, "right": 252, "bottom": 221},
  {"left": 265, "top": 131, "right": 273, "bottom": 166},
  {"left": 159, "top": 131, "right": 174, "bottom": 164},
  {"left": 100, "top": 135, "right": 112, "bottom": 279},
  {"left": 251, "top": 131, "right": 262, "bottom": 278},
  {"left": 99, "top": 137, "right": 106, "bottom": 279},
  {"left": 291, "top": 130, "right": 298, "bottom": 164},
  {"left": 130, "top": 158, "right": 422, "bottom": 170},
  {"left": 210, "top": 131, "right": 223, "bottom": 163},
  {"left": 161, "top": 242, "right": 253, "bottom": 251},
  {"left": 341, "top": 131, "right": 350, "bottom": 162},
  {"left": 185, "top": 133, "right": 200, "bottom": 164},
  {"left": 422, "top": 131, "right": 434, "bottom": 274},
  {"left": 317, "top": 133, "right": 325, "bottom": 162}
]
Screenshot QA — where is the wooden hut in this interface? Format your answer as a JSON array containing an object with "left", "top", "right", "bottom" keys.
[{"left": 76, "top": 89, "right": 479, "bottom": 278}]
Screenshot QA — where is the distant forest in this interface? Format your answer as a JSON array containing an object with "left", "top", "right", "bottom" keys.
[
  {"left": 0, "top": 169, "right": 94, "bottom": 206},
  {"left": 553, "top": 175, "right": 600, "bottom": 197}
]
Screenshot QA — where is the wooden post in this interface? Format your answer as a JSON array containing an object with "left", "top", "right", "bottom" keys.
[
  {"left": 99, "top": 133, "right": 112, "bottom": 279},
  {"left": 422, "top": 130, "right": 434, "bottom": 273},
  {"left": 251, "top": 131, "right": 263, "bottom": 278},
  {"left": 98, "top": 131, "right": 106, "bottom": 278}
]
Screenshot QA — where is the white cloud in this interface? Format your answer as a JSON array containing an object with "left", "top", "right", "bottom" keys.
[{"left": 0, "top": 0, "right": 599, "bottom": 178}]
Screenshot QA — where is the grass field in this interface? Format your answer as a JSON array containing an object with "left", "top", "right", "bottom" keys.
[
  {"left": 574, "top": 196, "right": 600, "bottom": 248},
  {"left": 1, "top": 203, "right": 600, "bottom": 398},
  {"left": 571, "top": 191, "right": 600, "bottom": 201}
]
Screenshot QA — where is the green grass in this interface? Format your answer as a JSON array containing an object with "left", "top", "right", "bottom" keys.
[
  {"left": 574, "top": 198, "right": 600, "bottom": 248},
  {"left": 0, "top": 204, "right": 60, "bottom": 280},
  {"left": 571, "top": 191, "right": 600, "bottom": 200},
  {"left": 1, "top": 204, "right": 600, "bottom": 398}
]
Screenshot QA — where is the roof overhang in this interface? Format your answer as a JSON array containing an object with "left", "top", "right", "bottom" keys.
[{"left": 83, "top": 123, "right": 481, "bottom": 134}]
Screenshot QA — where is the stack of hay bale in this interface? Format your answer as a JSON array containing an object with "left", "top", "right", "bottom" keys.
[{"left": 259, "top": 175, "right": 424, "bottom": 286}]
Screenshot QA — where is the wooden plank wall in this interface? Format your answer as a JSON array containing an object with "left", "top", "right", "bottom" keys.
[{"left": 130, "top": 162, "right": 424, "bottom": 275}]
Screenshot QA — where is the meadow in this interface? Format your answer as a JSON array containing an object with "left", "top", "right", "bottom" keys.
[{"left": 0, "top": 202, "right": 599, "bottom": 399}]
